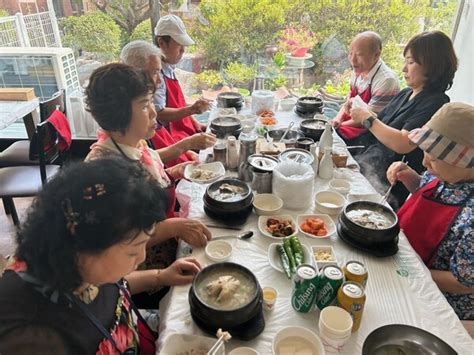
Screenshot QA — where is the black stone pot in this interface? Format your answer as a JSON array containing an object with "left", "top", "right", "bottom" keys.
[
  {"left": 217, "top": 92, "right": 244, "bottom": 111},
  {"left": 210, "top": 116, "right": 242, "bottom": 138},
  {"left": 296, "top": 96, "right": 324, "bottom": 114},
  {"left": 299, "top": 119, "right": 327, "bottom": 141}
]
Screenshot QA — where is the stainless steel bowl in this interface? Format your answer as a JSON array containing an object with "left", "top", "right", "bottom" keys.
[{"left": 362, "top": 324, "right": 457, "bottom": 355}]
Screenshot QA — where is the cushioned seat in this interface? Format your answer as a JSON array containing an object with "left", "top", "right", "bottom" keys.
[
  {"left": 0, "top": 165, "right": 60, "bottom": 196},
  {"left": 0, "top": 141, "right": 37, "bottom": 167}
]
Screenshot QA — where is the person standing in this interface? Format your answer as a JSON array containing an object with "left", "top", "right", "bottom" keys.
[
  {"left": 332, "top": 31, "right": 399, "bottom": 141},
  {"left": 152, "top": 15, "right": 210, "bottom": 152}
]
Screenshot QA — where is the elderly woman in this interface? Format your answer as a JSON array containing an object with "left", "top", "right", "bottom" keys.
[
  {"left": 0, "top": 158, "right": 200, "bottom": 353},
  {"left": 120, "top": 40, "right": 216, "bottom": 167},
  {"left": 85, "top": 63, "right": 210, "bottom": 307},
  {"left": 387, "top": 103, "right": 473, "bottom": 320},
  {"left": 348, "top": 31, "right": 458, "bottom": 208}
]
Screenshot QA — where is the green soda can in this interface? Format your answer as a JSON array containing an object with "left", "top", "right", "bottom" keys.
[
  {"left": 291, "top": 264, "right": 319, "bottom": 313},
  {"left": 316, "top": 265, "right": 344, "bottom": 310}
]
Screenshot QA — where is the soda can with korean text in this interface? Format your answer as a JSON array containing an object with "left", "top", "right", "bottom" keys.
[
  {"left": 337, "top": 281, "right": 366, "bottom": 332},
  {"left": 291, "top": 264, "right": 319, "bottom": 313},
  {"left": 316, "top": 265, "right": 344, "bottom": 310},
  {"left": 343, "top": 260, "right": 368, "bottom": 287}
]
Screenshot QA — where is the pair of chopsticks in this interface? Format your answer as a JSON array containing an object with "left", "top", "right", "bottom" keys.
[
  {"left": 206, "top": 224, "right": 242, "bottom": 231},
  {"left": 380, "top": 155, "right": 407, "bottom": 204},
  {"left": 207, "top": 335, "right": 225, "bottom": 355}
]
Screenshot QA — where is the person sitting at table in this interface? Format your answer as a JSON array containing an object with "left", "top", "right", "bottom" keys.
[
  {"left": 0, "top": 158, "right": 202, "bottom": 354},
  {"left": 331, "top": 31, "right": 400, "bottom": 141},
  {"left": 152, "top": 15, "right": 211, "bottom": 151},
  {"left": 348, "top": 31, "right": 458, "bottom": 209},
  {"left": 85, "top": 63, "right": 211, "bottom": 307},
  {"left": 386, "top": 102, "right": 473, "bottom": 320},
  {"left": 120, "top": 40, "right": 216, "bottom": 167}
]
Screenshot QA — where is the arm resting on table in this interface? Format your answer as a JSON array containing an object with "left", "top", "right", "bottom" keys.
[{"left": 430, "top": 270, "right": 474, "bottom": 295}]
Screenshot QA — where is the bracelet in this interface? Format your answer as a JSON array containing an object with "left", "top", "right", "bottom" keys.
[{"left": 148, "top": 269, "right": 163, "bottom": 294}]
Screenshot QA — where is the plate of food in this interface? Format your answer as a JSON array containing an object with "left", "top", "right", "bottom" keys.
[
  {"left": 268, "top": 241, "right": 312, "bottom": 275},
  {"left": 297, "top": 214, "right": 336, "bottom": 238},
  {"left": 258, "top": 215, "right": 297, "bottom": 240},
  {"left": 184, "top": 162, "right": 225, "bottom": 184}
]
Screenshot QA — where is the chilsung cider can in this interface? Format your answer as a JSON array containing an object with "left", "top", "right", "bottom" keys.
[
  {"left": 316, "top": 265, "right": 344, "bottom": 310},
  {"left": 291, "top": 264, "right": 319, "bottom": 313},
  {"left": 343, "top": 260, "right": 368, "bottom": 287},
  {"left": 337, "top": 281, "right": 366, "bottom": 332}
]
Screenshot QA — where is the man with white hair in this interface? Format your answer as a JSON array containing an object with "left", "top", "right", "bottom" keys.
[
  {"left": 120, "top": 40, "right": 216, "bottom": 166},
  {"left": 332, "top": 31, "right": 400, "bottom": 142}
]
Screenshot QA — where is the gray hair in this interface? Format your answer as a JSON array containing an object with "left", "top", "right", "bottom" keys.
[{"left": 120, "top": 40, "right": 162, "bottom": 69}]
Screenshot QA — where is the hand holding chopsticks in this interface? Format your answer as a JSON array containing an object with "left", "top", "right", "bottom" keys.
[{"left": 381, "top": 155, "right": 407, "bottom": 204}]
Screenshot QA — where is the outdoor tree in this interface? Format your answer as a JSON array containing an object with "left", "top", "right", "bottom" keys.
[{"left": 60, "top": 12, "right": 122, "bottom": 58}]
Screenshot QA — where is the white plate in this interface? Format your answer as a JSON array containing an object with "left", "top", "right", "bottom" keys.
[
  {"left": 297, "top": 214, "right": 336, "bottom": 238},
  {"left": 161, "top": 333, "right": 225, "bottom": 354},
  {"left": 184, "top": 162, "right": 225, "bottom": 184},
  {"left": 268, "top": 242, "right": 312, "bottom": 273},
  {"left": 258, "top": 215, "right": 297, "bottom": 240}
]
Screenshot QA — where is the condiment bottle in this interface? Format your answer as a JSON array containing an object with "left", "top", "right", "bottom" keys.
[
  {"left": 238, "top": 132, "right": 258, "bottom": 181},
  {"left": 227, "top": 136, "right": 239, "bottom": 171},
  {"left": 310, "top": 143, "right": 319, "bottom": 176},
  {"left": 319, "top": 147, "right": 333, "bottom": 179},
  {"left": 319, "top": 122, "right": 333, "bottom": 150},
  {"left": 213, "top": 139, "right": 227, "bottom": 168}
]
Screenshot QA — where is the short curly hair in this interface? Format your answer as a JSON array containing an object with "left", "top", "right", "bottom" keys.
[
  {"left": 15, "top": 157, "right": 170, "bottom": 292},
  {"left": 85, "top": 63, "right": 155, "bottom": 134},
  {"left": 404, "top": 31, "right": 458, "bottom": 93}
]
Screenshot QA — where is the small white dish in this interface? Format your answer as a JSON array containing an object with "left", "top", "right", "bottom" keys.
[
  {"left": 279, "top": 97, "right": 297, "bottom": 111},
  {"left": 229, "top": 347, "right": 260, "bottom": 355},
  {"left": 315, "top": 190, "right": 346, "bottom": 215},
  {"left": 205, "top": 240, "right": 233, "bottom": 262},
  {"left": 253, "top": 194, "right": 283, "bottom": 216},
  {"left": 297, "top": 214, "right": 336, "bottom": 238},
  {"left": 184, "top": 162, "right": 225, "bottom": 184},
  {"left": 258, "top": 215, "right": 297, "bottom": 240},
  {"left": 329, "top": 179, "right": 351, "bottom": 195},
  {"left": 161, "top": 333, "right": 225, "bottom": 355},
  {"left": 272, "top": 326, "right": 325, "bottom": 355},
  {"left": 268, "top": 242, "right": 312, "bottom": 273},
  {"left": 311, "top": 245, "right": 338, "bottom": 270}
]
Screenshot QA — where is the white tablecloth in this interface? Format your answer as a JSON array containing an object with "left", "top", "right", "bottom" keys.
[
  {"left": 0, "top": 98, "right": 39, "bottom": 130},
  {"left": 157, "top": 109, "right": 473, "bottom": 354}
]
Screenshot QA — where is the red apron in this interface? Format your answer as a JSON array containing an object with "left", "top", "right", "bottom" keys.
[
  {"left": 149, "top": 126, "right": 191, "bottom": 168},
  {"left": 164, "top": 73, "right": 198, "bottom": 141},
  {"left": 338, "top": 64, "right": 381, "bottom": 140},
  {"left": 397, "top": 178, "right": 464, "bottom": 267},
  {"left": 165, "top": 175, "right": 177, "bottom": 218}
]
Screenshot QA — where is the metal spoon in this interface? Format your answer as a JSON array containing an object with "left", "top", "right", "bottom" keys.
[
  {"left": 213, "top": 231, "right": 254, "bottom": 240},
  {"left": 279, "top": 121, "right": 295, "bottom": 143}
]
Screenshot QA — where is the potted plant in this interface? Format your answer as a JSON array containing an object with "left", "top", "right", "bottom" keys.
[{"left": 278, "top": 24, "right": 318, "bottom": 58}]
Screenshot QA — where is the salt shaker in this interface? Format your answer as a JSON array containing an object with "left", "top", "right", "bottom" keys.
[
  {"left": 226, "top": 136, "right": 239, "bottom": 171},
  {"left": 319, "top": 147, "right": 333, "bottom": 179},
  {"left": 310, "top": 143, "right": 319, "bottom": 176},
  {"left": 319, "top": 122, "right": 333, "bottom": 150}
]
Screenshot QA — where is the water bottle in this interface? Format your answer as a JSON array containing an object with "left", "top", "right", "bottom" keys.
[{"left": 319, "top": 147, "right": 333, "bottom": 179}]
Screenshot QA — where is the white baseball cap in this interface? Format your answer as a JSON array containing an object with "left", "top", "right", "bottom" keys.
[{"left": 154, "top": 15, "right": 195, "bottom": 46}]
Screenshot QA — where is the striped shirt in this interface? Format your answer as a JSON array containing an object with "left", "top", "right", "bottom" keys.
[{"left": 350, "top": 59, "right": 400, "bottom": 113}]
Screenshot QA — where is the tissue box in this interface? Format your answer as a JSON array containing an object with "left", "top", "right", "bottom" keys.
[{"left": 0, "top": 88, "right": 36, "bottom": 101}]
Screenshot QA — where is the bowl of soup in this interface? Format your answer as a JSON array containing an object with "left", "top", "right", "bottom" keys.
[
  {"left": 189, "top": 262, "right": 263, "bottom": 335},
  {"left": 210, "top": 116, "right": 242, "bottom": 138},
  {"left": 217, "top": 92, "right": 244, "bottom": 111},
  {"left": 299, "top": 119, "right": 327, "bottom": 141},
  {"left": 296, "top": 96, "right": 324, "bottom": 114}
]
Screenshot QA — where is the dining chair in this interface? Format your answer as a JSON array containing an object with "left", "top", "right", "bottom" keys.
[
  {"left": 0, "top": 113, "right": 70, "bottom": 226},
  {"left": 0, "top": 90, "right": 66, "bottom": 168}
]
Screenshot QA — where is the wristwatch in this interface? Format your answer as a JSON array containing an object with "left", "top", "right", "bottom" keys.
[{"left": 362, "top": 116, "right": 376, "bottom": 129}]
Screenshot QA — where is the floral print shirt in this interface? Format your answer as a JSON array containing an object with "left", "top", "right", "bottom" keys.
[{"left": 420, "top": 172, "right": 474, "bottom": 320}]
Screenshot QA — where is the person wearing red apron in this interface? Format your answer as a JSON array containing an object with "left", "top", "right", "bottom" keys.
[{"left": 387, "top": 102, "right": 474, "bottom": 320}]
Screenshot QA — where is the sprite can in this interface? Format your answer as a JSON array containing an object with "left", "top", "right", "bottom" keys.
[
  {"left": 291, "top": 264, "right": 319, "bottom": 313},
  {"left": 316, "top": 265, "right": 344, "bottom": 310}
]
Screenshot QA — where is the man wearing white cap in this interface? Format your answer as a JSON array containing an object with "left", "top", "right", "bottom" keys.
[
  {"left": 387, "top": 102, "right": 474, "bottom": 320},
  {"left": 151, "top": 15, "right": 210, "bottom": 155}
]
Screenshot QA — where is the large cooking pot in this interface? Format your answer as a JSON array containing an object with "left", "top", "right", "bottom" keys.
[
  {"left": 339, "top": 201, "right": 400, "bottom": 248},
  {"left": 189, "top": 262, "right": 264, "bottom": 340},
  {"left": 217, "top": 92, "right": 244, "bottom": 111},
  {"left": 210, "top": 116, "right": 242, "bottom": 138},
  {"left": 203, "top": 178, "right": 254, "bottom": 223},
  {"left": 296, "top": 96, "right": 324, "bottom": 114},
  {"left": 265, "top": 128, "right": 302, "bottom": 146},
  {"left": 299, "top": 119, "right": 326, "bottom": 141}
]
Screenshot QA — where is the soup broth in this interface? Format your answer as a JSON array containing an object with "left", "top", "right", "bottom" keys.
[
  {"left": 347, "top": 208, "right": 394, "bottom": 230},
  {"left": 277, "top": 336, "right": 317, "bottom": 355},
  {"left": 196, "top": 269, "right": 256, "bottom": 310}
]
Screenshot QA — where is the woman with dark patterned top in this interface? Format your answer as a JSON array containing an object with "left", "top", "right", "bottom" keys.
[{"left": 387, "top": 103, "right": 473, "bottom": 320}]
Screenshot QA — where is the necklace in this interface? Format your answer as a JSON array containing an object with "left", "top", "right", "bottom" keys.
[{"left": 74, "top": 284, "right": 99, "bottom": 304}]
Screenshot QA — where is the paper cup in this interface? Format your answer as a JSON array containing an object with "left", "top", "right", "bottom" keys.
[
  {"left": 319, "top": 306, "right": 353, "bottom": 353},
  {"left": 262, "top": 286, "right": 277, "bottom": 311}
]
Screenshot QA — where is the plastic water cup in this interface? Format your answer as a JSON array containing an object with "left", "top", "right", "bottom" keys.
[{"left": 318, "top": 306, "right": 353, "bottom": 353}]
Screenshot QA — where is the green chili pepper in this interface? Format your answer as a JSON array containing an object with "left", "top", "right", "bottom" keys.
[
  {"left": 276, "top": 244, "right": 292, "bottom": 278},
  {"left": 283, "top": 238, "right": 296, "bottom": 274},
  {"left": 290, "top": 236, "right": 305, "bottom": 266}
]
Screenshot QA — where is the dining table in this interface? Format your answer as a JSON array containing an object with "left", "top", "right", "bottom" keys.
[
  {"left": 0, "top": 98, "right": 40, "bottom": 139},
  {"left": 156, "top": 104, "right": 473, "bottom": 354}
]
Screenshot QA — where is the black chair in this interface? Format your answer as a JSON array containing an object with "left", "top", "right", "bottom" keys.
[
  {"left": 0, "top": 90, "right": 66, "bottom": 168},
  {"left": 0, "top": 115, "right": 69, "bottom": 226}
]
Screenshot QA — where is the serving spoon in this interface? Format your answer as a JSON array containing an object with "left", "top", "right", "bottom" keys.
[
  {"left": 213, "top": 231, "right": 254, "bottom": 240},
  {"left": 279, "top": 121, "right": 295, "bottom": 142}
]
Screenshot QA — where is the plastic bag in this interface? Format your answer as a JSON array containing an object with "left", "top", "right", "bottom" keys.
[{"left": 272, "top": 161, "right": 314, "bottom": 210}]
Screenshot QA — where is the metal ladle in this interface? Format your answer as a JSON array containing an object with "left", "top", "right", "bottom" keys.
[{"left": 279, "top": 121, "right": 295, "bottom": 143}]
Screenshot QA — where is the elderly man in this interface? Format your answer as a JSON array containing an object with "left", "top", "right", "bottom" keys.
[
  {"left": 120, "top": 40, "right": 216, "bottom": 166},
  {"left": 153, "top": 15, "right": 210, "bottom": 147},
  {"left": 332, "top": 31, "right": 399, "bottom": 142}
]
